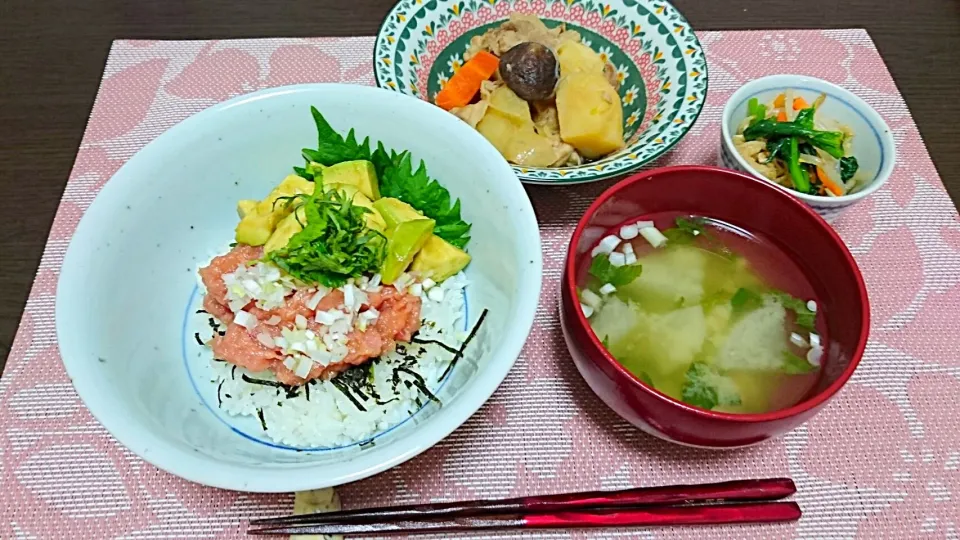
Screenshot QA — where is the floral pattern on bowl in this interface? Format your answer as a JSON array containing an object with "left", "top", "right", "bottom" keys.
[{"left": 374, "top": 0, "right": 708, "bottom": 184}]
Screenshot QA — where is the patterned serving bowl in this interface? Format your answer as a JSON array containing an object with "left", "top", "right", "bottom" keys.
[
  {"left": 374, "top": 0, "right": 708, "bottom": 184},
  {"left": 720, "top": 74, "right": 896, "bottom": 223}
]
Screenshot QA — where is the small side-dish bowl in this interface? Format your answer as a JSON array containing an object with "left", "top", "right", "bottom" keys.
[
  {"left": 56, "top": 84, "right": 542, "bottom": 492},
  {"left": 560, "top": 166, "right": 869, "bottom": 448},
  {"left": 374, "top": 0, "right": 707, "bottom": 184},
  {"left": 720, "top": 74, "right": 895, "bottom": 222}
]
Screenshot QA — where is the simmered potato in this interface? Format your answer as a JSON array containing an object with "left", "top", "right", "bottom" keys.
[
  {"left": 487, "top": 85, "right": 533, "bottom": 124},
  {"left": 556, "top": 41, "right": 606, "bottom": 76},
  {"left": 505, "top": 129, "right": 558, "bottom": 167},
  {"left": 476, "top": 108, "right": 558, "bottom": 167},
  {"left": 555, "top": 71, "right": 624, "bottom": 158}
]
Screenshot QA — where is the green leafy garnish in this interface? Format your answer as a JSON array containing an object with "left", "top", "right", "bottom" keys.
[
  {"left": 839, "top": 156, "right": 859, "bottom": 182},
  {"left": 772, "top": 292, "right": 817, "bottom": 330},
  {"left": 743, "top": 119, "right": 846, "bottom": 159},
  {"left": 601, "top": 335, "right": 610, "bottom": 349},
  {"left": 302, "top": 107, "right": 373, "bottom": 167},
  {"left": 267, "top": 185, "right": 386, "bottom": 287},
  {"left": 676, "top": 216, "right": 707, "bottom": 236},
  {"left": 759, "top": 138, "right": 791, "bottom": 164},
  {"left": 747, "top": 97, "right": 767, "bottom": 127},
  {"left": 662, "top": 216, "right": 707, "bottom": 244},
  {"left": 638, "top": 371, "right": 655, "bottom": 387},
  {"left": 299, "top": 108, "right": 471, "bottom": 248},
  {"left": 293, "top": 161, "right": 326, "bottom": 181},
  {"left": 293, "top": 165, "right": 311, "bottom": 180},
  {"left": 667, "top": 216, "right": 735, "bottom": 258},
  {"left": 782, "top": 351, "right": 817, "bottom": 374},
  {"left": 589, "top": 255, "right": 642, "bottom": 287},
  {"left": 793, "top": 107, "right": 816, "bottom": 129},
  {"left": 681, "top": 362, "right": 742, "bottom": 410},
  {"left": 783, "top": 137, "right": 814, "bottom": 194},
  {"left": 731, "top": 287, "right": 763, "bottom": 312}
]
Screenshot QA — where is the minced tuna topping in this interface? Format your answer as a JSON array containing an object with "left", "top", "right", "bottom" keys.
[{"left": 199, "top": 245, "right": 422, "bottom": 386}]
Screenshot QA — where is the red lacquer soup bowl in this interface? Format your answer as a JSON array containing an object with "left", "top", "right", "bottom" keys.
[{"left": 560, "top": 166, "right": 870, "bottom": 448}]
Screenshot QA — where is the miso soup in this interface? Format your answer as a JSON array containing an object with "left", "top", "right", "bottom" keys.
[{"left": 578, "top": 214, "right": 825, "bottom": 414}]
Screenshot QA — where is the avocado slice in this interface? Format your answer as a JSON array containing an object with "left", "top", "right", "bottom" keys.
[
  {"left": 320, "top": 160, "right": 380, "bottom": 200},
  {"left": 373, "top": 198, "right": 423, "bottom": 228},
  {"left": 410, "top": 235, "right": 472, "bottom": 282},
  {"left": 237, "top": 199, "right": 257, "bottom": 219},
  {"left": 264, "top": 206, "right": 307, "bottom": 253},
  {"left": 235, "top": 212, "right": 275, "bottom": 246},
  {"left": 235, "top": 175, "right": 315, "bottom": 245},
  {"left": 381, "top": 218, "right": 435, "bottom": 284},
  {"left": 256, "top": 174, "right": 315, "bottom": 215}
]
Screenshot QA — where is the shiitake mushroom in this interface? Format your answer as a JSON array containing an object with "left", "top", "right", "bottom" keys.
[{"left": 498, "top": 42, "right": 559, "bottom": 102}]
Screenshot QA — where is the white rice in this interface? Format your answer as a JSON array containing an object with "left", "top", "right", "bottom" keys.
[{"left": 207, "top": 273, "right": 469, "bottom": 448}]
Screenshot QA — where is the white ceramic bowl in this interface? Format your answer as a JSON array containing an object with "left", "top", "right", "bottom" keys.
[
  {"left": 720, "top": 74, "right": 895, "bottom": 222},
  {"left": 56, "top": 84, "right": 542, "bottom": 492}
]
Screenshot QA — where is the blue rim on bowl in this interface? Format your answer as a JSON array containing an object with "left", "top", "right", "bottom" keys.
[{"left": 373, "top": 0, "right": 708, "bottom": 184}]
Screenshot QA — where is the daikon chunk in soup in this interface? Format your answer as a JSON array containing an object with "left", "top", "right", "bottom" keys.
[{"left": 578, "top": 215, "right": 825, "bottom": 413}]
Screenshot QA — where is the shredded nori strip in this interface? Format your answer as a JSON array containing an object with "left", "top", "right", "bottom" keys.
[
  {"left": 334, "top": 365, "right": 372, "bottom": 402},
  {"left": 196, "top": 309, "right": 208, "bottom": 314},
  {"left": 397, "top": 366, "right": 440, "bottom": 405},
  {"left": 257, "top": 408, "right": 267, "bottom": 431},
  {"left": 217, "top": 381, "right": 224, "bottom": 408},
  {"left": 231, "top": 365, "right": 237, "bottom": 380},
  {"left": 439, "top": 308, "right": 489, "bottom": 381},
  {"left": 242, "top": 374, "right": 290, "bottom": 390},
  {"left": 331, "top": 379, "right": 367, "bottom": 411},
  {"left": 331, "top": 362, "right": 400, "bottom": 408},
  {"left": 305, "top": 382, "right": 310, "bottom": 401},
  {"left": 359, "top": 440, "right": 376, "bottom": 449},
  {"left": 224, "top": 393, "right": 232, "bottom": 398},
  {"left": 240, "top": 373, "right": 301, "bottom": 398},
  {"left": 410, "top": 336, "right": 459, "bottom": 355},
  {"left": 194, "top": 332, "right": 204, "bottom": 346}
]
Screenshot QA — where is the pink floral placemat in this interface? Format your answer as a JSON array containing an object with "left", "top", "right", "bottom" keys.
[{"left": 3, "top": 30, "right": 960, "bottom": 539}]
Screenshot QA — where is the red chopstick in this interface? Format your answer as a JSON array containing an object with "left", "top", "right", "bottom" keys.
[
  {"left": 248, "top": 502, "right": 801, "bottom": 536},
  {"left": 251, "top": 478, "right": 795, "bottom": 526}
]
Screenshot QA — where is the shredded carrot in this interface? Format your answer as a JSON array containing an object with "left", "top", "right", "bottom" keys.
[
  {"left": 816, "top": 167, "right": 844, "bottom": 196},
  {"left": 435, "top": 51, "right": 500, "bottom": 110},
  {"left": 793, "top": 97, "right": 809, "bottom": 110},
  {"left": 776, "top": 110, "right": 788, "bottom": 122},
  {"left": 773, "top": 93, "right": 786, "bottom": 108}
]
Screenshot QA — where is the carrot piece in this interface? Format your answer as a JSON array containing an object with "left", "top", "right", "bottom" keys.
[
  {"left": 434, "top": 51, "right": 500, "bottom": 110},
  {"left": 776, "top": 110, "right": 788, "bottom": 122},
  {"left": 773, "top": 93, "right": 786, "bottom": 108},
  {"left": 793, "top": 96, "right": 809, "bottom": 110},
  {"left": 816, "top": 167, "right": 844, "bottom": 196},
  {"left": 464, "top": 50, "right": 500, "bottom": 78}
]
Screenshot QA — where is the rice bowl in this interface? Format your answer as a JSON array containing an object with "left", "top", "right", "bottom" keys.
[{"left": 56, "top": 84, "right": 542, "bottom": 492}]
